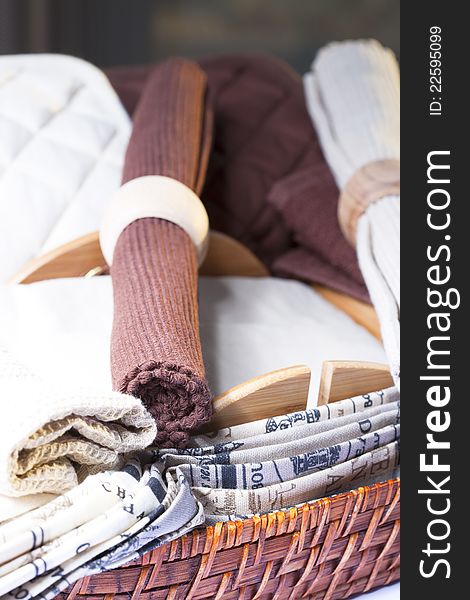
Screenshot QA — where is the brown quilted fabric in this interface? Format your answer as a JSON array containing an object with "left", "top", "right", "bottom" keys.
[{"left": 106, "top": 55, "right": 369, "bottom": 302}]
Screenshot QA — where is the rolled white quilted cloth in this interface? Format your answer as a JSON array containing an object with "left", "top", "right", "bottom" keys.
[
  {"left": 304, "top": 39, "right": 400, "bottom": 386},
  {"left": 0, "top": 343, "right": 156, "bottom": 499}
]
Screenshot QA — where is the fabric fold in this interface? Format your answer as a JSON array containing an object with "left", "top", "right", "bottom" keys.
[
  {"left": 0, "top": 458, "right": 204, "bottom": 599},
  {"left": 106, "top": 55, "right": 370, "bottom": 302},
  {"left": 0, "top": 387, "right": 398, "bottom": 597},
  {"left": 0, "top": 344, "right": 156, "bottom": 499},
  {"left": 304, "top": 40, "right": 400, "bottom": 385},
  {"left": 108, "top": 58, "right": 214, "bottom": 447}
]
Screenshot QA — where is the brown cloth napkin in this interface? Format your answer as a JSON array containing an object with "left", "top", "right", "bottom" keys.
[
  {"left": 111, "top": 58, "right": 213, "bottom": 448},
  {"left": 106, "top": 55, "right": 368, "bottom": 302}
]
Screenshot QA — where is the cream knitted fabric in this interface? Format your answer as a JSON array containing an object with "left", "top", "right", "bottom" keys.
[
  {"left": 304, "top": 39, "right": 400, "bottom": 386},
  {"left": 0, "top": 344, "right": 156, "bottom": 497}
]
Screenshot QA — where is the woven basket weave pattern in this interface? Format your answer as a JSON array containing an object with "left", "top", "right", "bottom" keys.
[{"left": 61, "top": 479, "right": 400, "bottom": 599}]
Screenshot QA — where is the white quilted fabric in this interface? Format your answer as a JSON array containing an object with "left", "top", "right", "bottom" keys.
[{"left": 0, "top": 54, "right": 131, "bottom": 282}]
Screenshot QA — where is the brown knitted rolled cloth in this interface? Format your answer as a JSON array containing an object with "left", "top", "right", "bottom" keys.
[
  {"left": 110, "top": 58, "right": 213, "bottom": 448},
  {"left": 106, "top": 55, "right": 369, "bottom": 302}
]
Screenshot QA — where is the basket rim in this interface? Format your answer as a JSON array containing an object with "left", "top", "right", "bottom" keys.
[
  {"left": 132, "top": 477, "right": 401, "bottom": 568},
  {"left": 199, "top": 477, "right": 399, "bottom": 536},
  {"left": 64, "top": 478, "right": 400, "bottom": 599}
]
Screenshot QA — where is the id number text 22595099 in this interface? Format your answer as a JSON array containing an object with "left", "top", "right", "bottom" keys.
[{"left": 429, "top": 26, "right": 442, "bottom": 116}]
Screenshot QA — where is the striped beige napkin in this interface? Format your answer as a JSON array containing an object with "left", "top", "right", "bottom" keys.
[{"left": 0, "top": 343, "right": 156, "bottom": 499}]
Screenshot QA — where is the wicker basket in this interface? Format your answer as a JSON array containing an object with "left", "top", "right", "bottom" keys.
[
  {"left": 16, "top": 232, "right": 399, "bottom": 599},
  {"left": 60, "top": 478, "right": 399, "bottom": 599}
]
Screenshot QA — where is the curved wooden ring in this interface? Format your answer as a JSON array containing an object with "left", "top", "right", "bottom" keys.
[{"left": 338, "top": 159, "right": 400, "bottom": 246}]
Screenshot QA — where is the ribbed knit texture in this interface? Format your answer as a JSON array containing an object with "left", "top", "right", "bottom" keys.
[
  {"left": 105, "top": 55, "right": 370, "bottom": 302},
  {"left": 111, "top": 58, "right": 213, "bottom": 447},
  {"left": 121, "top": 58, "right": 212, "bottom": 188}
]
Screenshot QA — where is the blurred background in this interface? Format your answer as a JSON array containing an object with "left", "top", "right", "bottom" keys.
[{"left": 1, "top": 0, "right": 399, "bottom": 73}]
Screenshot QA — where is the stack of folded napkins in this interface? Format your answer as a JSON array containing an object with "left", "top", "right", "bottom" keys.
[
  {"left": 161, "top": 387, "right": 400, "bottom": 523},
  {"left": 0, "top": 458, "right": 204, "bottom": 598},
  {"left": 0, "top": 387, "right": 399, "bottom": 598}
]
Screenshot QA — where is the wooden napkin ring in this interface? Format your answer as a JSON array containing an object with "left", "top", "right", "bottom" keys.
[{"left": 338, "top": 159, "right": 400, "bottom": 246}]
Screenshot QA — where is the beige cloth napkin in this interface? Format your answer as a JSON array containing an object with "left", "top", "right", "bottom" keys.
[
  {"left": 0, "top": 343, "right": 156, "bottom": 500},
  {"left": 304, "top": 40, "right": 400, "bottom": 387}
]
